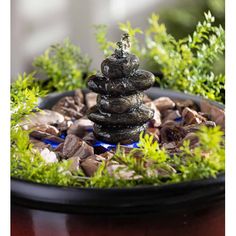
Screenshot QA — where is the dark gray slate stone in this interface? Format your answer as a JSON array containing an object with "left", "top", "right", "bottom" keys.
[
  {"left": 88, "top": 104, "right": 154, "bottom": 127},
  {"left": 97, "top": 93, "right": 144, "bottom": 114},
  {"left": 87, "top": 70, "right": 155, "bottom": 96},
  {"left": 93, "top": 124, "right": 147, "bottom": 144},
  {"left": 101, "top": 53, "right": 139, "bottom": 79}
]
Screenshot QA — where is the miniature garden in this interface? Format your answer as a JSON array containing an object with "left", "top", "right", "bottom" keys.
[{"left": 11, "top": 12, "right": 225, "bottom": 188}]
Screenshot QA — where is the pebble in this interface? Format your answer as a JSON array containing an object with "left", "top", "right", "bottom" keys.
[
  {"left": 31, "top": 124, "right": 59, "bottom": 136},
  {"left": 67, "top": 118, "right": 93, "bottom": 138},
  {"left": 200, "top": 100, "right": 225, "bottom": 129},
  {"left": 63, "top": 134, "right": 94, "bottom": 159},
  {"left": 182, "top": 107, "right": 206, "bottom": 125},
  {"left": 30, "top": 130, "right": 64, "bottom": 143},
  {"left": 52, "top": 96, "right": 86, "bottom": 119},
  {"left": 153, "top": 97, "right": 175, "bottom": 111},
  {"left": 160, "top": 123, "right": 186, "bottom": 143},
  {"left": 20, "top": 110, "right": 64, "bottom": 130},
  {"left": 145, "top": 101, "right": 161, "bottom": 127},
  {"left": 80, "top": 155, "right": 105, "bottom": 177},
  {"left": 40, "top": 148, "right": 58, "bottom": 163},
  {"left": 85, "top": 92, "right": 97, "bottom": 109}
]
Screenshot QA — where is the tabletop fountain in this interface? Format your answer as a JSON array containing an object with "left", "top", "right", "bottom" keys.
[{"left": 87, "top": 33, "right": 155, "bottom": 144}]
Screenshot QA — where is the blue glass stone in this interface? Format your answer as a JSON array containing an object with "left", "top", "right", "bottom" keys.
[
  {"left": 93, "top": 140, "right": 139, "bottom": 151},
  {"left": 174, "top": 117, "right": 183, "bottom": 122},
  {"left": 59, "top": 132, "right": 67, "bottom": 139},
  {"left": 43, "top": 139, "right": 61, "bottom": 149}
]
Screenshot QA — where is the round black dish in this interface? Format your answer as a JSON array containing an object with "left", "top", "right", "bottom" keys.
[{"left": 11, "top": 88, "right": 225, "bottom": 214}]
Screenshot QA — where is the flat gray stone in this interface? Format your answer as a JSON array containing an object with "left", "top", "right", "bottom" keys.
[
  {"left": 93, "top": 124, "right": 147, "bottom": 144},
  {"left": 87, "top": 70, "right": 155, "bottom": 96},
  {"left": 101, "top": 53, "right": 139, "bottom": 79},
  {"left": 88, "top": 104, "right": 154, "bottom": 127},
  {"left": 97, "top": 93, "right": 144, "bottom": 114}
]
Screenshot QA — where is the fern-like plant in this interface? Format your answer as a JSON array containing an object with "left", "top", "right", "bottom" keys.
[
  {"left": 95, "top": 11, "right": 225, "bottom": 103},
  {"left": 33, "top": 38, "right": 92, "bottom": 92}
]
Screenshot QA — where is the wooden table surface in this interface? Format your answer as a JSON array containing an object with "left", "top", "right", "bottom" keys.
[{"left": 11, "top": 202, "right": 224, "bottom": 236}]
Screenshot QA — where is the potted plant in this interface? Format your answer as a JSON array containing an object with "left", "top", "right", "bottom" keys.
[{"left": 11, "top": 12, "right": 225, "bottom": 236}]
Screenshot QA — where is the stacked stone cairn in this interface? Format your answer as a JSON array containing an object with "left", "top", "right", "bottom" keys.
[{"left": 87, "top": 34, "right": 155, "bottom": 144}]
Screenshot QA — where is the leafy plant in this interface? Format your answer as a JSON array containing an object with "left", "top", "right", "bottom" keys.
[
  {"left": 11, "top": 74, "right": 86, "bottom": 186},
  {"left": 33, "top": 38, "right": 92, "bottom": 92},
  {"left": 11, "top": 72, "right": 47, "bottom": 126},
  {"left": 95, "top": 11, "right": 225, "bottom": 103},
  {"left": 88, "top": 126, "right": 225, "bottom": 188},
  {"left": 10, "top": 74, "right": 225, "bottom": 188}
]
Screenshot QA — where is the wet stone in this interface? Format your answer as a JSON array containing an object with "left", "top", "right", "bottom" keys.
[
  {"left": 87, "top": 34, "right": 155, "bottom": 143},
  {"left": 87, "top": 70, "right": 155, "bottom": 96},
  {"left": 129, "top": 70, "right": 155, "bottom": 91},
  {"left": 97, "top": 93, "right": 144, "bottom": 114},
  {"left": 88, "top": 104, "right": 154, "bottom": 127},
  {"left": 101, "top": 53, "right": 139, "bottom": 79},
  {"left": 93, "top": 124, "right": 147, "bottom": 144}
]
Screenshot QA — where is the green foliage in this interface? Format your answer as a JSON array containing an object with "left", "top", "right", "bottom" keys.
[
  {"left": 33, "top": 38, "right": 92, "bottom": 92},
  {"left": 95, "top": 11, "right": 225, "bottom": 103},
  {"left": 11, "top": 125, "right": 86, "bottom": 186},
  {"left": 11, "top": 74, "right": 86, "bottom": 186},
  {"left": 10, "top": 75, "right": 224, "bottom": 187},
  {"left": 88, "top": 126, "right": 225, "bottom": 188},
  {"left": 94, "top": 25, "right": 116, "bottom": 57},
  {"left": 158, "top": 0, "right": 224, "bottom": 39},
  {"left": 11, "top": 72, "right": 47, "bottom": 126}
]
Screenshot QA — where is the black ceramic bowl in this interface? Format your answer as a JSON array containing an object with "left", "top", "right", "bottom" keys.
[{"left": 11, "top": 88, "right": 225, "bottom": 215}]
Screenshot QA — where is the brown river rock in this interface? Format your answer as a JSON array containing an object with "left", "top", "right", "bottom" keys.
[{"left": 62, "top": 134, "right": 94, "bottom": 159}]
